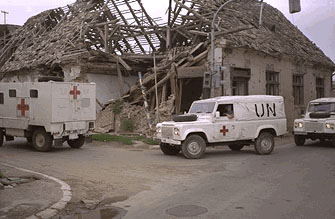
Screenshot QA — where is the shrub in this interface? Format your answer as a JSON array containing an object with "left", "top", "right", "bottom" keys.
[
  {"left": 121, "top": 119, "right": 135, "bottom": 132},
  {"left": 112, "top": 101, "right": 122, "bottom": 114}
]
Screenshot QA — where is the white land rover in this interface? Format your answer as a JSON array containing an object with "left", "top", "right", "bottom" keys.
[
  {"left": 156, "top": 95, "right": 287, "bottom": 159},
  {"left": 293, "top": 98, "right": 335, "bottom": 146}
]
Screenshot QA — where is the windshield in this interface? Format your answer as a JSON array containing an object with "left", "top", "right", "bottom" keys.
[
  {"left": 189, "top": 102, "right": 215, "bottom": 114},
  {"left": 308, "top": 102, "right": 335, "bottom": 113}
]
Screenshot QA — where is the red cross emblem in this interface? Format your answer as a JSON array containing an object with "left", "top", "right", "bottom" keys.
[
  {"left": 220, "top": 126, "right": 229, "bottom": 136},
  {"left": 17, "top": 99, "right": 29, "bottom": 117},
  {"left": 69, "top": 85, "right": 81, "bottom": 99}
]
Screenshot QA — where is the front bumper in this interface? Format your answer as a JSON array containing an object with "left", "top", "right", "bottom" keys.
[
  {"left": 161, "top": 138, "right": 182, "bottom": 145},
  {"left": 293, "top": 131, "right": 335, "bottom": 139}
]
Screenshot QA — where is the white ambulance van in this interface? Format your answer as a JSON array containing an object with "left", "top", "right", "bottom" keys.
[
  {"left": 0, "top": 81, "right": 96, "bottom": 152},
  {"left": 156, "top": 95, "right": 287, "bottom": 159}
]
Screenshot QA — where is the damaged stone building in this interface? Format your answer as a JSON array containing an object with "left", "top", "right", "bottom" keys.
[{"left": 0, "top": 0, "right": 334, "bottom": 133}]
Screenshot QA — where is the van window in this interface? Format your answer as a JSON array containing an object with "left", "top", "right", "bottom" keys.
[
  {"left": 0, "top": 93, "right": 4, "bottom": 104},
  {"left": 217, "top": 104, "right": 234, "bottom": 117},
  {"left": 9, "top": 89, "right": 16, "bottom": 97},
  {"left": 30, "top": 89, "right": 38, "bottom": 98}
]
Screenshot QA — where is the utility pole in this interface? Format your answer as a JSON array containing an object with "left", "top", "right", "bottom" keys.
[{"left": 1, "top": 10, "right": 9, "bottom": 45}]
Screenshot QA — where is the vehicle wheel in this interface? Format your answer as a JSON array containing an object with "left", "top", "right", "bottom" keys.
[
  {"left": 67, "top": 135, "right": 85, "bottom": 148},
  {"left": 181, "top": 135, "right": 206, "bottom": 159},
  {"left": 294, "top": 135, "right": 305, "bottom": 146},
  {"left": 160, "top": 143, "right": 181, "bottom": 155},
  {"left": 254, "top": 132, "right": 274, "bottom": 155},
  {"left": 32, "top": 128, "right": 52, "bottom": 152},
  {"left": 228, "top": 144, "right": 244, "bottom": 151},
  {"left": 0, "top": 129, "right": 4, "bottom": 147}
]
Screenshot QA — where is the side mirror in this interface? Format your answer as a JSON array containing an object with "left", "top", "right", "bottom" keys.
[{"left": 215, "top": 111, "right": 220, "bottom": 118}]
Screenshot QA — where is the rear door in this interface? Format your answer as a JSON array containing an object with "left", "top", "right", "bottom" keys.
[{"left": 52, "top": 82, "right": 95, "bottom": 123}]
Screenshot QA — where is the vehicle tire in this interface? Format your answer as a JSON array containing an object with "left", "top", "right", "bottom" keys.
[
  {"left": 32, "top": 128, "right": 52, "bottom": 152},
  {"left": 160, "top": 143, "right": 181, "bottom": 155},
  {"left": 172, "top": 114, "right": 197, "bottom": 122},
  {"left": 181, "top": 135, "right": 206, "bottom": 159},
  {"left": 67, "top": 135, "right": 85, "bottom": 148},
  {"left": 228, "top": 144, "right": 244, "bottom": 151},
  {"left": 294, "top": 135, "right": 305, "bottom": 146},
  {"left": 0, "top": 129, "right": 4, "bottom": 147},
  {"left": 254, "top": 132, "right": 274, "bottom": 155}
]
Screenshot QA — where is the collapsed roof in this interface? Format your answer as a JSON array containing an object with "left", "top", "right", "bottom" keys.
[{"left": 0, "top": 0, "right": 334, "bottom": 78}]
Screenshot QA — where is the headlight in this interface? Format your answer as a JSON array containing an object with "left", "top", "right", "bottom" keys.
[
  {"left": 156, "top": 127, "right": 162, "bottom": 133},
  {"left": 174, "top": 128, "right": 180, "bottom": 136},
  {"left": 326, "top": 123, "right": 334, "bottom": 129},
  {"left": 294, "top": 122, "right": 303, "bottom": 128}
]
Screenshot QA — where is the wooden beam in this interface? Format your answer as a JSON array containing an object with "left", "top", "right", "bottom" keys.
[
  {"left": 162, "top": 84, "right": 167, "bottom": 102},
  {"left": 181, "top": 50, "right": 208, "bottom": 68},
  {"left": 110, "top": 0, "right": 143, "bottom": 53},
  {"left": 176, "top": 79, "right": 183, "bottom": 113},
  {"left": 173, "top": 0, "right": 210, "bottom": 24},
  {"left": 104, "top": 24, "right": 109, "bottom": 53},
  {"left": 116, "top": 59, "right": 125, "bottom": 96},
  {"left": 177, "top": 66, "right": 207, "bottom": 78},
  {"left": 124, "top": 0, "right": 156, "bottom": 52},
  {"left": 170, "top": 64, "right": 177, "bottom": 96},
  {"left": 132, "top": 71, "right": 173, "bottom": 103},
  {"left": 189, "top": 30, "right": 208, "bottom": 37}
]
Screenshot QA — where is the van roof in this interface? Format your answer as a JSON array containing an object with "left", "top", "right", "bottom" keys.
[
  {"left": 310, "top": 98, "right": 335, "bottom": 103},
  {"left": 194, "top": 95, "right": 284, "bottom": 104}
]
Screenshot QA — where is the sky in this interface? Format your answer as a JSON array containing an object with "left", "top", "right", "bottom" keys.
[{"left": 0, "top": 0, "right": 334, "bottom": 62}]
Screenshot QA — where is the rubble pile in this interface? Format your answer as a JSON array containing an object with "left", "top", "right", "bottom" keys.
[{"left": 95, "top": 95, "right": 175, "bottom": 136}]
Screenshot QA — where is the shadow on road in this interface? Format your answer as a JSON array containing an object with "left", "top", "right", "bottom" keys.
[{"left": 299, "top": 140, "right": 335, "bottom": 148}]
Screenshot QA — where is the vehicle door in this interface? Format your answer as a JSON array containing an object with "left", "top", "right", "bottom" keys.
[{"left": 212, "top": 103, "right": 238, "bottom": 142}]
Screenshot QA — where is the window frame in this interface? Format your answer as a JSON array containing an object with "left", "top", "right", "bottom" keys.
[
  {"left": 266, "top": 71, "right": 280, "bottom": 96},
  {"left": 293, "top": 74, "right": 304, "bottom": 105},
  {"left": 30, "top": 89, "right": 38, "bottom": 98},
  {"left": 316, "top": 77, "right": 325, "bottom": 99},
  {"left": 9, "top": 89, "right": 17, "bottom": 98},
  {"left": 0, "top": 93, "right": 4, "bottom": 104}
]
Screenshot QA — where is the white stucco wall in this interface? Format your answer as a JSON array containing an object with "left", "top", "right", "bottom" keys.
[{"left": 86, "top": 73, "right": 137, "bottom": 110}]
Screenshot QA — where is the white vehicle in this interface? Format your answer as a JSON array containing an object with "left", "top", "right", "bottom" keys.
[
  {"left": 0, "top": 81, "right": 96, "bottom": 152},
  {"left": 293, "top": 98, "right": 335, "bottom": 146},
  {"left": 156, "top": 95, "right": 287, "bottom": 159}
]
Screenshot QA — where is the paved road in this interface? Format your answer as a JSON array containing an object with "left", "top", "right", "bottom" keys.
[{"left": 1, "top": 137, "right": 335, "bottom": 219}]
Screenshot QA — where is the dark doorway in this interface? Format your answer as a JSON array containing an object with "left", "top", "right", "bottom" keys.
[{"left": 180, "top": 78, "right": 203, "bottom": 112}]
